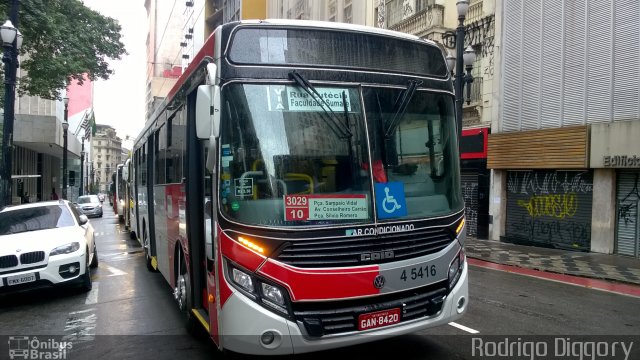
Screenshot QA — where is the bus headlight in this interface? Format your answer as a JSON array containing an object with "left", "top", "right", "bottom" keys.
[
  {"left": 448, "top": 250, "right": 465, "bottom": 289},
  {"left": 231, "top": 268, "right": 255, "bottom": 293},
  {"left": 227, "top": 262, "right": 291, "bottom": 317},
  {"left": 261, "top": 283, "right": 284, "bottom": 305}
]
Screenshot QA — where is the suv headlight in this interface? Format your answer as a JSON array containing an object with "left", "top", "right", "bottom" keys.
[
  {"left": 227, "top": 262, "right": 291, "bottom": 317},
  {"left": 50, "top": 242, "right": 81, "bottom": 256}
]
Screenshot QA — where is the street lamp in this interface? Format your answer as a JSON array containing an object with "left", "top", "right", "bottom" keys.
[
  {"left": 79, "top": 139, "right": 85, "bottom": 196},
  {"left": 449, "top": 0, "right": 476, "bottom": 145},
  {"left": 0, "top": 16, "right": 21, "bottom": 208},
  {"left": 62, "top": 97, "right": 69, "bottom": 200}
]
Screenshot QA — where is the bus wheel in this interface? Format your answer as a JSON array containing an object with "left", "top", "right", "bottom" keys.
[
  {"left": 143, "top": 229, "right": 157, "bottom": 272},
  {"left": 174, "top": 252, "right": 197, "bottom": 333}
]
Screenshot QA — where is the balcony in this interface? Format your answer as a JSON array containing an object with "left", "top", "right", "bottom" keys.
[{"left": 388, "top": 5, "right": 445, "bottom": 39}]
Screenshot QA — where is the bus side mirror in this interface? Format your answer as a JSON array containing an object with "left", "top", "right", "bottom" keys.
[
  {"left": 122, "top": 166, "right": 129, "bottom": 182},
  {"left": 196, "top": 85, "right": 221, "bottom": 139},
  {"left": 196, "top": 63, "right": 220, "bottom": 140}
]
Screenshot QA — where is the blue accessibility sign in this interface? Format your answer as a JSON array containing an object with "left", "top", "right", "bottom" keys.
[{"left": 375, "top": 182, "right": 407, "bottom": 219}]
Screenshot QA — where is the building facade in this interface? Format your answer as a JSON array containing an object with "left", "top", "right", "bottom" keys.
[
  {"left": 268, "top": 0, "right": 375, "bottom": 25},
  {"left": 145, "top": 0, "right": 185, "bottom": 121},
  {"left": 380, "top": 0, "right": 495, "bottom": 238},
  {"left": 12, "top": 91, "right": 82, "bottom": 203},
  {"left": 146, "top": 0, "right": 267, "bottom": 123},
  {"left": 91, "top": 125, "right": 123, "bottom": 193},
  {"left": 489, "top": 0, "right": 640, "bottom": 258}
]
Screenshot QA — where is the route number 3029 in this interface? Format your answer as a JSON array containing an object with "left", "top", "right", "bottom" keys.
[{"left": 400, "top": 265, "right": 436, "bottom": 282}]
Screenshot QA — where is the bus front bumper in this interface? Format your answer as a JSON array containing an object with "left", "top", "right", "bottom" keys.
[{"left": 219, "top": 262, "right": 468, "bottom": 355}]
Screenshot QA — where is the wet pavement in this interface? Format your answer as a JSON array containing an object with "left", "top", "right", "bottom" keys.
[{"left": 465, "top": 236, "right": 640, "bottom": 285}]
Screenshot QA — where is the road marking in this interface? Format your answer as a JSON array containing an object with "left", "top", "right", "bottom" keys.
[
  {"left": 102, "top": 264, "right": 127, "bottom": 277},
  {"left": 449, "top": 322, "right": 479, "bottom": 334},
  {"left": 63, "top": 308, "right": 97, "bottom": 344},
  {"left": 85, "top": 282, "right": 99, "bottom": 305}
]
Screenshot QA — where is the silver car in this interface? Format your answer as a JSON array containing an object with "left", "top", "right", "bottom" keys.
[{"left": 77, "top": 195, "right": 103, "bottom": 218}]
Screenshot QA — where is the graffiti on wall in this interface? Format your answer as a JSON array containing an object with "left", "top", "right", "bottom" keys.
[
  {"left": 462, "top": 180, "right": 478, "bottom": 237},
  {"left": 507, "top": 171, "right": 593, "bottom": 196},
  {"left": 506, "top": 171, "right": 593, "bottom": 250},
  {"left": 442, "top": 15, "right": 495, "bottom": 77},
  {"left": 517, "top": 193, "right": 577, "bottom": 219},
  {"left": 618, "top": 173, "right": 640, "bottom": 226}
]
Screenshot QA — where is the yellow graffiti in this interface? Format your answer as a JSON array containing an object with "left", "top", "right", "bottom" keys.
[{"left": 517, "top": 193, "right": 578, "bottom": 219}]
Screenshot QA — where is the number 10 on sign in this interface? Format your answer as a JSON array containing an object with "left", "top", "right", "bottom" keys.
[{"left": 285, "top": 195, "right": 310, "bottom": 221}]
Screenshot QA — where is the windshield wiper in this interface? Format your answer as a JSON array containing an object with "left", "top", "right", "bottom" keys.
[
  {"left": 384, "top": 80, "right": 423, "bottom": 138},
  {"left": 288, "top": 70, "right": 352, "bottom": 139}
]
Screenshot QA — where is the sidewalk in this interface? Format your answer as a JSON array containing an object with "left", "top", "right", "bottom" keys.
[{"left": 464, "top": 237, "right": 640, "bottom": 286}]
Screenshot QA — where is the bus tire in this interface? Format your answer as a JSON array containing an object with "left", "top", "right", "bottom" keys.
[
  {"left": 143, "top": 228, "right": 157, "bottom": 272},
  {"left": 174, "top": 251, "right": 198, "bottom": 334}
]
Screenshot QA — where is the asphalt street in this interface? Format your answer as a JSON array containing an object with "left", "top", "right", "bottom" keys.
[{"left": 1, "top": 204, "right": 639, "bottom": 360}]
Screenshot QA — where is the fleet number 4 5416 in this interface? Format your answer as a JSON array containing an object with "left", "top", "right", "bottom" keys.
[{"left": 400, "top": 265, "right": 436, "bottom": 282}]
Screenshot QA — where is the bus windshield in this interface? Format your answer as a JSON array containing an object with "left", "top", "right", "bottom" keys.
[{"left": 219, "top": 83, "right": 462, "bottom": 228}]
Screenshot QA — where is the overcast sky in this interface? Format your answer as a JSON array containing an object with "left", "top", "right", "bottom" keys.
[{"left": 83, "top": 0, "right": 147, "bottom": 150}]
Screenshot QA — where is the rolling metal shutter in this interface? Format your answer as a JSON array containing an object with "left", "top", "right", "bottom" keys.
[
  {"left": 616, "top": 171, "right": 640, "bottom": 257},
  {"left": 502, "top": 0, "right": 640, "bottom": 131},
  {"left": 505, "top": 170, "right": 593, "bottom": 250},
  {"left": 461, "top": 172, "right": 479, "bottom": 237}
]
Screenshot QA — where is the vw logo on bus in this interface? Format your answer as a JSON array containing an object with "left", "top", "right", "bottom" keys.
[{"left": 373, "top": 275, "right": 386, "bottom": 289}]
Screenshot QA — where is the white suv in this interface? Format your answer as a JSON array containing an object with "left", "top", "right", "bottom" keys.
[{"left": 0, "top": 200, "right": 97, "bottom": 293}]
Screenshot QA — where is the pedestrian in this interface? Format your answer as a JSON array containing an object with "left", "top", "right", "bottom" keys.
[
  {"left": 22, "top": 192, "right": 30, "bottom": 204},
  {"left": 50, "top": 188, "right": 59, "bottom": 200}
]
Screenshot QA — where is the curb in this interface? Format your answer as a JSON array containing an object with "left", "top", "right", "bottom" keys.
[{"left": 466, "top": 254, "right": 640, "bottom": 287}]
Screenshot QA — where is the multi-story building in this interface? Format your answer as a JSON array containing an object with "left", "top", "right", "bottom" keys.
[
  {"left": 488, "top": 0, "right": 640, "bottom": 258},
  {"left": 379, "top": 0, "right": 495, "bottom": 239},
  {"left": 11, "top": 83, "right": 85, "bottom": 203},
  {"left": 268, "top": 0, "right": 375, "bottom": 25},
  {"left": 145, "top": 0, "right": 186, "bottom": 121},
  {"left": 145, "top": 0, "right": 267, "bottom": 123},
  {"left": 91, "top": 125, "right": 123, "bottom": 193}
]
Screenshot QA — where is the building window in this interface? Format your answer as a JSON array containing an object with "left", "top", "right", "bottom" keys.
[
  {"left": 416, "top": 0, "right": 435, "bottom": 13},
  {"left": 328, "top": 0, "right": 336, "bottom": 22},
  {"left": 344, "top": 0, "right": 352, "bottom": 24}
]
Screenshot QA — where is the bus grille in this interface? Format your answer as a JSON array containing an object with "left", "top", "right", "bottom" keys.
[
  {"left": 292, "top": 282, "right": 447, "bottom": 337},
  {"left": 20, "top": 251, "right": 45, "bottom": 265},
  {"left": 0, "top": 255, "right": 19, "bottom": 268},
  {"left": 275, "top": 228, "right": 453, "bottom": 268}
]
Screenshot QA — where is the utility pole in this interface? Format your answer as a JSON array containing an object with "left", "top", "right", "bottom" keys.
[{"left": 0, "top": 0, "right": 20, "bottom": 208}]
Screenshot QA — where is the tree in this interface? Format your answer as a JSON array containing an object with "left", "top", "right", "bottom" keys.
[{"left": 0, "top": 0, "right": 127, "bottom": 101}]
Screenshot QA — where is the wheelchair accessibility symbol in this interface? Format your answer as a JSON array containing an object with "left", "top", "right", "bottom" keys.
[{"left": 375, "top": 182, "right": 407, "bottom": 219}]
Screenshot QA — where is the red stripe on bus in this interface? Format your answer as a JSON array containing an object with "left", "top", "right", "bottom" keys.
[
  {"left": 220, "top": 231, "right": 266, "bottom": 272},
  {"left": 257, "top": 260, "right": 380, "bottom": 301}
]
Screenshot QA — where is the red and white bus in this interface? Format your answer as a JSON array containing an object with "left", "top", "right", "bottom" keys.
[{"left": 131, "top": 20, "right": 467, "bottom": 355}]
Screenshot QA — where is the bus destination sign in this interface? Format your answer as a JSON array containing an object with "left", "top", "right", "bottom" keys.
[
  {"left": 284, "top": 194, "right": 368, "bottom": 221},
  {"left": 267, "top": 86, "right": 352, "bottom": 113}
]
